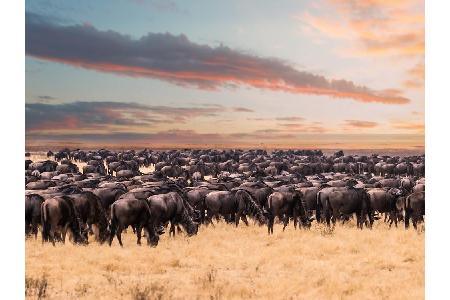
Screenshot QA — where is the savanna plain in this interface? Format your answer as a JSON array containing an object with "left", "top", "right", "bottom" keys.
[{"left": 26, "top": 220, "right": 424, "bottom": 300}]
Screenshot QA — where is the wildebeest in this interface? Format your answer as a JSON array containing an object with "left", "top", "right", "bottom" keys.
[
  {"left": 266, "top": 190, "right": 310, "bottom": 234},
  {"left": 147, "top": 192, "right": 199, "bottom": 237},
  {"left": 23, "top": 148, "right": 425, "bottom": 243},
  {"left": 93, "top": 187, "right": 127, "bottom": 213},
  {"left": 25, "top": 194, "right": 45, "bottom": 239},
  {"left": 205, "top": 189, "right": 266, "bottom": 227},
  {"left": 318, "top": 187, "right": 373, "bottom": 229},
  {"left": 68, "top": 191, "right": 110, "bottom": 243},
  {"left": 367, "top": 188, "right": 403, "bottom": 227},
  {"left": 109, "top": 197, "right": 159, "bottom": 247},
  {"left": 41, "top": 196, "right": 88, "bottom": 246},
  {"left": 405, "top": 191, "right": 425, "bottom": 229}
]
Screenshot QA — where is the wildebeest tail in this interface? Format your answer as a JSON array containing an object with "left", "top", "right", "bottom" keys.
[
  {"left": 87, "top": 192, "right": 108, "bottom": 232},
  {"left": 40, "top": 202, "right": 50, "bottom": 242},
  {"left": 110, "top": 202, "right": 117, "bottom": 223},
  {"left": 266, "top": 194, "right": 274, "bottom": 219},
  {"left": 316, "top": 191, "right": 322, "bottom": 222}
]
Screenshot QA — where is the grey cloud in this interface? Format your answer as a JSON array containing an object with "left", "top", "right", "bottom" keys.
[{"left": 25, "top": 12, "right": 409, "bottom": 105}]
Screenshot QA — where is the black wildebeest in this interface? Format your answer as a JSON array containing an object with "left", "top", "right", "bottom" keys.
[
  {"left": 405, "top": 191, "right": 425, "bottom": 230},
  {"left": 25, "top": 194, "right": 45, "bottom": 239},
  {"left": 109, "top": 197, "right": 159, "bottom": 247},
  {"left": 41, "top": 196, "right": 88, "bottom": 246}
]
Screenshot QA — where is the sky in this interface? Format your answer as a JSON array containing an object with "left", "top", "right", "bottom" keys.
[{"left": 25, "top": 0, "right": 424, "bottom": 149}]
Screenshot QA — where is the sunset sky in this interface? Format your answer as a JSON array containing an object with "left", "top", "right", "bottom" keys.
[{"left": 25, "top": 0, "right": 424, "bottom": 149}]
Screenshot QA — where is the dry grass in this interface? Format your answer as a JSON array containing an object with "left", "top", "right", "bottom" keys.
[{"left": 26, "top": 221, "right": 424, "bottom": 299}]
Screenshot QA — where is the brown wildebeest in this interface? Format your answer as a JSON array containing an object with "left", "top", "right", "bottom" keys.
[
  {"left": 367, "top": 188, "right": 403, "bottom": 227},
  {"left": 109, "top": 197, "right": 159, "bottom": 247},
  {"left": 68, "top": 191, "right": 110, "bottom": 243},
  {"left": 147, "top": 192, "right": 198, "bottom": 237},
  {"left": 25, "top": 194, "right": 45, "bottom": 239},
  {"left": 266, "top": 190, "right": 310, "bottom": 234},
  {"left": 320, "top": 187, "right": 373, "bottom": 229},
  {"left": 41, "top": 196, "right": 88, "bottom": 246},
  {"left": 405, "top": 191, "right": 425, "bottom": 230},
  {"left": 204, "top": 189, "right": 266, "bottom": 227}
]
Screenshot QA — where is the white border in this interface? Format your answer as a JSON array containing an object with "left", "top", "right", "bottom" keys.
[
  {"left": 1, "top": 1, "right": 448, "bottom": 298},
  {"left": 426, "top": 0, "right": 450, "bottom": 298},
  {"left": 0, "top": 0, "right": 25, "bottom": 298}
]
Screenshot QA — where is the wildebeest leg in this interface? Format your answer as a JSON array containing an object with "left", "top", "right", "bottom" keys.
[
  {"left": 49, "top": 229, "right": 56, "bottom": 246},
  {"left": 268, "top": 215, "right": 274, "bottom": 235},
  {"left": 325, "top": 208, "right": 331, "bottom": 228},
  {"left": 26, "top": 220, "right": 32, "bottom": 237},
  {"left": 331, "top": 210, "right": 338, "bottom": 228},
  {"left": 412, "top": 213, "right": 418, "bottom": 230},
  {"left": 356, "top": 213, "right": 363, "bottom": 229},
  {"left": 393, "top": 213, "right": 398, "bottom": 227},
  {"left": 235, "top": 213, "right": 240, "bottom": 227},
  {"left": 405, "top": 209, "right": 410, "bottom": 229},
  {"left": 116, "top": 226, "right": 124, "bottom": 247},
  {"left": 367, "top": 211, "right": 374, "bottom": 229},
  {"left": 293, "top": 210, "right": 298, "bottom": 230},
  {"left": 109, "top": 221, "right": 117, "bottom": 246},
  {"left": 136, "top": 225, "right": 142, "bottom": 245},
  {"left": 32, "top": 219, "right": 39, "bottom": 240},
  {"left": 388, "top": 212, "right": 394, "bottom": 228},
  {"left": 169, "top": 222, "right": 176, "bottom": 237},
  {"left": 282, "top": 215, "right": 289, "bottom": 231},
  {"left": 177, "top": 225, "right": 183, "bottom": 234},
  {"left": 241, "top": 215, "right": 249, "bottom": 226},
  {"left": 62, "top": 224, "right": 69, "bottom": 244}
]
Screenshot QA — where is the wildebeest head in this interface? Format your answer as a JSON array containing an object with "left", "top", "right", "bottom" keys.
[
  {"left": 181, "top": 212, "right": 199, "bottom": 236},
  {"left": 73, "top": 221, "right": 89, "bottom": 245},
  {"left": 149, "top": 233, "right": 159, "bottom": 247},
  {"left": 192, "top": 209, "right": 202, "bottom": 223},
  {"left": 96, "top": 223, "right": 110, "bottom": 244}
]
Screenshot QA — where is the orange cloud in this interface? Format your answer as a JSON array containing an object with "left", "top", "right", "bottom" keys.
[
  {"left": 391, "top": 121, "right": 424, "bottom": 132},
  {"left": 343, "top": 120, "right": 378, "bottom": 128},
  {"left": 403, "top": 62, "right": 424, "bottom": 88},
  {"left": 300, "top": 0, "right": 424, "bottom": 58}
]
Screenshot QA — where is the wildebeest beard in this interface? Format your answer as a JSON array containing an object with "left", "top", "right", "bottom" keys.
[
  {"left": 241, "top": 190, "right": 267, "bottom": 225},
  {"left": 180, "top": 211, "right": 198, "bottom": 236},
  {"left": 294, "top": 194, "right": 311, "bottom": 228}
]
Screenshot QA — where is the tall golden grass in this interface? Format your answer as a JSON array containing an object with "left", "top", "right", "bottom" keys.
[{"left": 25, "top": 221, "right": 424, "bottom": 299}]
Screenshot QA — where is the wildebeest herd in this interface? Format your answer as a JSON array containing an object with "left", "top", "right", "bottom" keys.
[{"left": 25, "top": 148, "right": 425, "bottom": 247}]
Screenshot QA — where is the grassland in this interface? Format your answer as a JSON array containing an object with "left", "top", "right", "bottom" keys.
[{"left": 25, "top": 221, "right": 424, "bottom": 299}]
